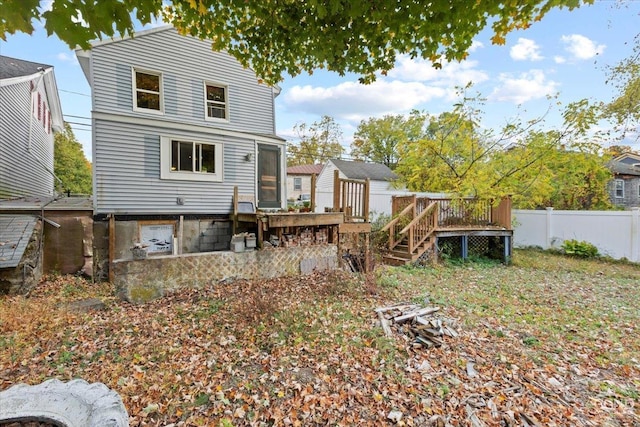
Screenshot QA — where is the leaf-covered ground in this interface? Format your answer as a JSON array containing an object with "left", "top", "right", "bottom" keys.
[{"left": 1, "top": 249, "right": 639, "bottom": 426}]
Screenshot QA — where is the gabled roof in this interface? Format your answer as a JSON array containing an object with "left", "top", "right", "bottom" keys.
[
  {"left": 0, "top": 55, "right": 64, "bottom": 133},
  {"left": 613, "top": 152, "right": 640, "bottom": 166},
  {"left": 0, "top": 56, "right": 51, "bottom": 80},
  {"left": 331, "top": 159, "right": 397, "bottom": 181},
  {"left": 75, "top": 25, "right": 281, "bottom": 95},
  {"left": 287, "top": 164, "right": 324, "bottom": 175},
  {"left": 609, "top": 160, "right": 640, "bottom": 177}
]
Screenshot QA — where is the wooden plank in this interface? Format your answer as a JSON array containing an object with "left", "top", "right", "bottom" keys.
[
  {"left": 268, "top": 212, "right": 344, "bottom": 227},
  {"left": 394, "top": 307, "right": 440, "bottom": 323},
  {"left": 338, "top": 222, "right": 371, "bottom": 233},
  {"left": 377, "top": 311, "right": 393, "bottom": 337},
  {"left": 375, "top": 302, "right": 416, "bottom": 313}
]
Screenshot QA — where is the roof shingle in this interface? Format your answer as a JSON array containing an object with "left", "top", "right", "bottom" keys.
[{"left": 0, "top": 55, "right": 52, "bottom": 80}]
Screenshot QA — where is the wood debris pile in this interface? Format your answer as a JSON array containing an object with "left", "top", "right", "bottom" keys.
[{"left": 375, "top": 302, "right": 458, "bottom": 349}]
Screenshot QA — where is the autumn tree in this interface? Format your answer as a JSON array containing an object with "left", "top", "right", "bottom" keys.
[
  {"left": 602, "top": 34, "right": 640, "bottom": 141},
  {"left": 351, "top": 111, "right": 425, "bottom": 169},
  {"left": 54, "top": 123, "right": 92, "bottom": 195},
  {"left": 1, "top": 0, "right": 592, "bottom": 85},
  {"left": 287, "top": 116, "right": 344, "bottom": 166},
  {"left": 394, "top": 91, "right": 613, "bottom": 209}
]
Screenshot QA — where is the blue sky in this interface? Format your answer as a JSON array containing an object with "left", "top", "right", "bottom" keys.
[{"left": 1, "top": 1, "right": 639, "bottom": 161}]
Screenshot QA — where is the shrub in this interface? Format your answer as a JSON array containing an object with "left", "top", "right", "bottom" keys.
[{"left": 561, "top": 239, "right": 599, "bottom": 258}]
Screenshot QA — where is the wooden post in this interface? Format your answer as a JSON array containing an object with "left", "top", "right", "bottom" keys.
[
  {"left": 333, "top": 169, "right": 340, "bottom": 212},
  {"left": 178, "top": 215, "right": 184, "bottom": 255},
  {"left": 232, "top": 186, "right": 239, "bottom": 234},
  {"left": 311, "top": 173, "right": 317, "bottom": 212},
  {"left": 108, "top": 214, "right": 115, "bottom": 283},
  {"left": 363, "top": 178, "right": 370, "bottom": 222}
]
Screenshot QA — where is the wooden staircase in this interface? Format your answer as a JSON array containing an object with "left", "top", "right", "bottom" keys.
[
  {"left": 380, "top": 196, "right": 438, "bottom": 266},
  {"left": 382, "top": 236, "right": 436, "bottom": 265}
]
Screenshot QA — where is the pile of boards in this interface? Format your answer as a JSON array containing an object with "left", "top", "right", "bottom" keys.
[{"left": 375, "top": 302, "right": 458, "bottom": 349}]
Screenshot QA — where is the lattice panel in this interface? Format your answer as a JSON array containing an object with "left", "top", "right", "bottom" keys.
[{"left": 437, "top": 236, "right": 506, "bottom": 260}]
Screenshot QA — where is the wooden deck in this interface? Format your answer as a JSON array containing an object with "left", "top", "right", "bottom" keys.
[
  {"left": 381, "top": 196, "right": 513, "bottom": 265},
  {"left": 232, "top": 174, "right": 372, "bottom": 270}
]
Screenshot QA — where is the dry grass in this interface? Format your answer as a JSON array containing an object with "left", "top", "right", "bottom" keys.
[{"left": 1, "top": 250, "right": 638, "bottom": 426}]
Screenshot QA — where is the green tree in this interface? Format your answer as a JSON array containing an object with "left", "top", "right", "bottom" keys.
[
  {"left": 394, "top": 91, "right": 612, "bottom": 209},
  {"left": 1, "top": 0, "right": 591, "bottom": 85},
  {"left": 494, "top": 135, "right": 613, "bottom": 209},
  {"left": 603, "top": 35, "right": 640, "bottom": 141},
  {"left": 351, "top": 111, "right": 425, "bottom": 169},
  {"left": 54, "top": 123, "right": 92, "bottom": 195},
  {"left": 287, "top": 116, "right": 344, "bottom": 166}
]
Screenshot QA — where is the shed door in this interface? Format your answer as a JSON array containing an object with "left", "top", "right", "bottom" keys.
[{"left": 257, "top": 144, "right": 281, "bottom": 208}]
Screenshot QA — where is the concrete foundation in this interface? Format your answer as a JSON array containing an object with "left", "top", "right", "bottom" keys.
[
  {"left": 0, "top": 220, "right": 42, "bottom": 295},
  {"left": 113, "top": 244, "right": 338, "bottom": 303},
  {"left": 93, "top": 217, "right": 236, "bottom": 282}
]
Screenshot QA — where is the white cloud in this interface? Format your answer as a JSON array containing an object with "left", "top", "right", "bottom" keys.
[
  {"left": 560, "top": 34, "right": 605, "bottom": 60},
  {"left": 554, "top": 56, "right": 566, "bottom": 64},
  {"left": 469, "top": 40, "right": 485, "bottom": 52},
  {"left": 283, "top": 80, "right": 446, "bottom": 121},
  {"left": 387, "top": 55, "right": 489, "bottom": 86},
  {"left": 56, "top": 52, "right": 77, "bottom": 64},
  {"left": 489, "top": 70, "right": 559, "bottom": 104},
  {"left": 510, "top": 38, "right": 543, "bottom": 61}
]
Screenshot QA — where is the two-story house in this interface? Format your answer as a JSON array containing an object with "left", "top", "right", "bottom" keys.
[
  {"left": 0, "top": 55, "right": 65, "bottom": 293},
  {"left": 0, "top": 55, "right": 64, "bottom": 199},
  {"left": 76, "top": 26, "right": 286, "bottom": 272}
]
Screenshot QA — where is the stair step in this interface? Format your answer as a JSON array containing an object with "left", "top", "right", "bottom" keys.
[{"left": 382, "top": 255, "right": 411, "bottom": 266}]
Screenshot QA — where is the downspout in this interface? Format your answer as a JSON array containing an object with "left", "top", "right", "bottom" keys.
[{"left": 28, "top": 68, "right": 63, "bottom": 194}]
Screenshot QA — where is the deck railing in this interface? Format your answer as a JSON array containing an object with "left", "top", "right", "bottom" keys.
[
  {"left": 332, "top": 170, "right": 370, "bottom": 222},
  {"left": 380, "top": 198, "right": 438, "bottom": 253},
  {"left": 428, "top": 197, "right": 511, "bottom": 229}
]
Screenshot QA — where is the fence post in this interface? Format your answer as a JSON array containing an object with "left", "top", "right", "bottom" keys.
[
  {"left": 545, "top": 207, "right": 554, "bottom": 249},
  {"left": 632, "top": 208, "right": 639, "bottom": 263}
]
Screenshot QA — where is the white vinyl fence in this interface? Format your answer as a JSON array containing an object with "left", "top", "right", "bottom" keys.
[{"left": 513, "top": 208, "right": 640, "bottom": 262}]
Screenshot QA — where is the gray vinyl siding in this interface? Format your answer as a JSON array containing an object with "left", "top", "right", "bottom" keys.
[
  {"left": 0, "top": 80, "right": 54, "bottom": 198},
  {"left": 90, "top": 28, "right": 276, "bottom": 135},
  {"left": 93, "top": 118, "right": 258, "bottom": 214}
]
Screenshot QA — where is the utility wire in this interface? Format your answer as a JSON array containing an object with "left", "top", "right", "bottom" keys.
[
  {"left": 64, "top": 114, "right": 91, "bottom": 120},
  {"left": 60, "top": 89, "right": 91, "bottom": 97},
  {"left": 66, "top": 121, "right": 92, "bottom": 127}
]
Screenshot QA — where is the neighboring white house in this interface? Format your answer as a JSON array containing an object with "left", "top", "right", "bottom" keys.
[
  {"left": 286, "top": 164, "right": 323, "bottom": 201},
  {"left": 75, "top": 26, "right": 286, "bottom": 262},
  {"left": 0, "top": 56, "right": 64, "bottom": 199},
  {"left": 315, "top": 159, "right": 449, "bottom": 217}
]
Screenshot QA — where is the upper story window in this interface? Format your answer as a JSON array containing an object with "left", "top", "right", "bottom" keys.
[
  {"left": 160, "top": 136, "right": 223, "bottom": 182},
  {"left": 615, "top": 179, "right": 624, "bottom": 198},
  {"left": 294, "top": 177, "right": 302, "bottom": 190},
  {"left": 205, "top": 83, "right": 228, "bottom": 121},
  {"left": 133, "top": 68, "right": 163, "bottom": 113}
]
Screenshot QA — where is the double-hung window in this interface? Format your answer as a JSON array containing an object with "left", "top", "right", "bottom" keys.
[
  {"left": 133, "top": 69, "right": 163, "bottom": 112},
  {"left": 160, "top": 136, "right": 223, "bottom": 182},
  {"left": 294, "top": 177, "right": 302, "bottom": 190},
  {"left": 615, "top": 179, "right": 624, "bottom": 198},
  {"left": 205, "top": 83, "right": 228, "bottom": 120}
]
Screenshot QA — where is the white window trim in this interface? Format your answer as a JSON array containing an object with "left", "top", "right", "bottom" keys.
[
  {"left": 293, "top": 177, "right": 302, "bottom": 190},
  {"left": 160, "top": 135, "right": 223, "bottom": 182},
  {"left": 615, "top": 179, "right": 624, "bottom": 198},
  {"left": 203, "top": 81, "right": 229, "bottom": 122},
  {"left": 132, "top": 67, "right": 164, "bottom": 114}
]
